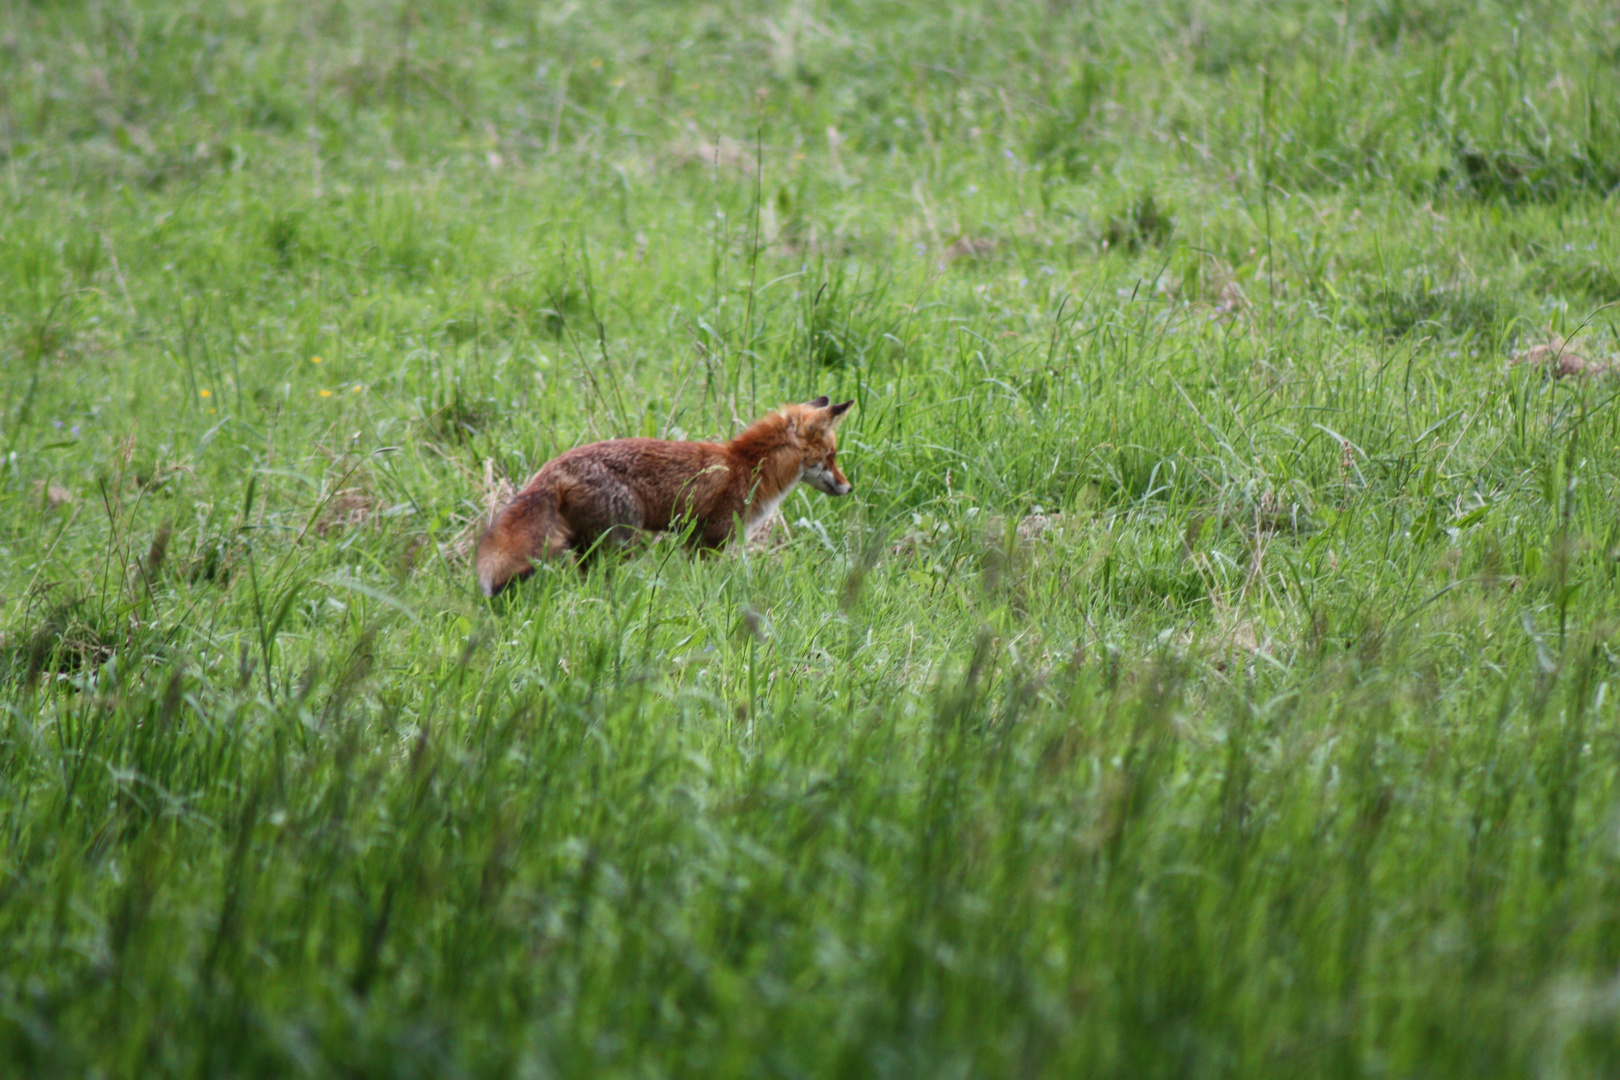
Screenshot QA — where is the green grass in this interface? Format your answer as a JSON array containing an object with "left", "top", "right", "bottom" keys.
[{"left": 6, "top": 0, "right": 1620, "bottom": 1075}]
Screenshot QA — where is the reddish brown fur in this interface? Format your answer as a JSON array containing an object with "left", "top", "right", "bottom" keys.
[{"left": 476, "top": 397, "right": 853, "bottom": 596}]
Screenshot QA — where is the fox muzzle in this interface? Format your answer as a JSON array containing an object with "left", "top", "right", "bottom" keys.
[{"left": 803, "top": 463, "right": 852, "bottom": 497}]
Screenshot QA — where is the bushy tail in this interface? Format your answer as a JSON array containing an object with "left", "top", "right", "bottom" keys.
[{"left": 475, "top": 482, "right": 571, "bottom": 597}]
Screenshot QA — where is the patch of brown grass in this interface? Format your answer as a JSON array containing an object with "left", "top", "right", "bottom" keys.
[
  {"left": 942, "top": 236, "right": 996, "bottom": 266},
  {"left": 745, "top": 511, "right": 792, "bottom": 552},
  {"left": 314, "top": 487, "right": 378, "bottom": 536},
  {"left": 31, "top": 481, "right": 75, "bottom": 509},
  {"left": 663, "top": 133, "right": 753, "bottom": 173},
  {"left": 1511, "top": 334, "right": 1616, "bottom": 378},
  {"left": 889, "top": 510, "right": 1073, "bottom": 560}
]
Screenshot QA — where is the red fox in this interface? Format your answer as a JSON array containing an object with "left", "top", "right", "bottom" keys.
[{"left": 476, "top": 396, "right": 855, "bottom": 596}]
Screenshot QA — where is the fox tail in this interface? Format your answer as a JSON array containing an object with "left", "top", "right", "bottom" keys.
[{"left": 476, "top": 481, "right": 570, "bottom": 597}]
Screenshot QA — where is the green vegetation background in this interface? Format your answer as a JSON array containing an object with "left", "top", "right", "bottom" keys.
[{"left": 5, "top": 0, "right": 1620, "bottom": 1075}]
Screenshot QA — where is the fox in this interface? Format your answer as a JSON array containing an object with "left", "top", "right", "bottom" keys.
[{"left": 476, "top": 395, "right": 855, "bottom": 597}]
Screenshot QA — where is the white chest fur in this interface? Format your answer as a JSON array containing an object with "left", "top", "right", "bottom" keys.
[{"left": 745, "top": 469, "right": 801, "bottom": 539}]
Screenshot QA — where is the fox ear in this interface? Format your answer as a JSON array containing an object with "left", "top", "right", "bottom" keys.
[
  {"left": 806, "top": 395, "right": 830, "bottom": 408},
  {"left": 827, "top": 399, "right": 855, "bottom": 421}
]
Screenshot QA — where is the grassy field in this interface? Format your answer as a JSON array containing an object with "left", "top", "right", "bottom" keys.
[{"left": 6, "top": 0, "right": 1620, "bottom": 1075}]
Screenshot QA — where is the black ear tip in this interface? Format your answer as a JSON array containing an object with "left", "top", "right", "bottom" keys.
[
  {"left": 830, "top": 399, "right": 855, "bottom": 416},
  {"left": 807, "top": 395, "right": 831, "bottom": 408}
]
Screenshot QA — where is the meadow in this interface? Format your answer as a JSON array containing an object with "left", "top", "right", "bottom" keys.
[{"left": 5, "top": 0, "right": 1620, "bottom": 1075}]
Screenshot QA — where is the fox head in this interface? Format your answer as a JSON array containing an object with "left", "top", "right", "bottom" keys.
[{"left": 790, "top": 395, "right": 855, "bottom": 496}]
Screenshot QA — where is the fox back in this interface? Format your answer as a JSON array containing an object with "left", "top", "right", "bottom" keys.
[{"left": 476, "top": 396, "right": 854, "bottom": 596}]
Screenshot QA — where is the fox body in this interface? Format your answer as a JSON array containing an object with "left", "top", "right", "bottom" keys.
[{"left": 476, "top": 396, "right": 854, "bottom": 596}]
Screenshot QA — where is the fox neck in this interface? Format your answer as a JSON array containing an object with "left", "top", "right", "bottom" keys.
[
  {"left": 726, "top": 414, "right": 808, "bottom": 528},
  {"left": 742, "top": 466, "right": 803, "bottom": 537}
]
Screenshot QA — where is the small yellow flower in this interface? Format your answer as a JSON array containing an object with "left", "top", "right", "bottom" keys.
[
  {"left": 590, "top": 58, "right": 603, "bottom": 69},
  {"left": 319, "top": 389, "right": 333, "bottom": 397},
  {"left": 199, "top": 389, "right": 211, "bottom": 398},
  {"left": 352, "top": 385, "right": 363, "bottom": 393},
  {"left": 311, "top": 356, "right": 323, "bottom": 364}
]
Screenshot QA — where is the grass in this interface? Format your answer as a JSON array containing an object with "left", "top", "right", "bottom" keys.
[{"left": 5, "top": 0, "right": 1620, "bottom": 1075}]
